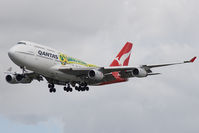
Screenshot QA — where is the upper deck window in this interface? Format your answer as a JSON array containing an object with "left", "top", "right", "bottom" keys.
[{"left": 17, "top": 42, "right": 26, "bottom": 45}]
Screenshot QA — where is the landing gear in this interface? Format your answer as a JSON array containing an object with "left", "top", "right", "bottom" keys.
[
  {"left": 47, "top": 82, "right": 89, "bottom": 93},
  {"left": 75, "top": 82, "right": 89, "bottom": 92},
  {"left": 48, "top": 83, "right": 56, "bottom": 93},
  {"left": 75, "top": 86, "right": 81, "bottom": 91},
  {"left": 20, "top": 66, "right": 26, "bottom": 75},
  {"left": 49, "top": 88, "right": 56, "bottom": 93},
  {"left": 64, "top": 84, "right": 72, "bottom": 92}
]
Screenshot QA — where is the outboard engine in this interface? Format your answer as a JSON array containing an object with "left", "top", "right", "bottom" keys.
[
  {"left": 5, "top": 74, "right": 18, "bottom": 84},
  {"left": 132, "top": 68, "right": 148, "bottom": 78}
]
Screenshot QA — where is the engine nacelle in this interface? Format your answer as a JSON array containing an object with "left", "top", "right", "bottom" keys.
[
  {"left": 5, "top": 74, "right": 18, "bottom": 84},
  {"left": 16, "top": 74, "right": 24, "bottom": 81},
  {"left": 5, "top": 74, "right": 32, "bottom": 84},
  {"left": 132, "top": 68, "right": 148, "bottom": 78},
  {"left": 88, "top": 69, "right": 104, "bottom": 80}
]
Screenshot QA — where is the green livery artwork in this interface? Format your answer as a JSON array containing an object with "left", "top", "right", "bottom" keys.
[
  {"left": 59, "top": 53, "right": 68, "bottom": 65},
  {"left": 59, "top": 53, "right": 98, "bottom": 67}
]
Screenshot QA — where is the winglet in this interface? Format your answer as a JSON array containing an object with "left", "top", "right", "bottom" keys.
[{"left": 190, "top": 56, "right": 197, "bottom": 63}]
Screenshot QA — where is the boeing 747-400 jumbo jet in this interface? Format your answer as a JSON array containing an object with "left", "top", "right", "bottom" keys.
[{"left": 5, "top": 41, "right": 196, "bottom": 93}]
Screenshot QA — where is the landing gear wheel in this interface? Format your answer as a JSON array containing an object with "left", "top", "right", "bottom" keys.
[
  {"left": 49, "top": 88, "right": 53, "bottom": 93},
  {"left": 75, "top": 86, "right": 80, "bottom": 91},
  {"left": 49, "top": 88, "right": 56, "bottom": 93},
  {"left": 48, "top": 83, "right": 54, "bottom": 88},
  {"left": 64, "top": 87, "right": 67, "bottom": 91},
  {"left": 69, "top": 87, "right": 73, "bottom": 92},
  {"left": 81, "top": 87, "right": 85, "bottom": 91},
  {"left": 85, "top": 87, "right": 89, "bottom": 91}
]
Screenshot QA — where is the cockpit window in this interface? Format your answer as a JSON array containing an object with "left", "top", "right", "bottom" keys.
[{"left": 17, "top": 42, "right": 26, "bottom": 45}]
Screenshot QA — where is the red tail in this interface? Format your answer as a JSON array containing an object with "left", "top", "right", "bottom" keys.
[
  {"left": 110, "top": 42, "right": 133, "bottom": 66},
  {"left": 100, "top": 42, "right": 133, "bottom": 85}
]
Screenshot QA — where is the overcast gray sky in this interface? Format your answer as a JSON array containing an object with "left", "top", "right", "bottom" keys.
[{"left": 0, "top": 0, "right": 199, "bottom": 133}]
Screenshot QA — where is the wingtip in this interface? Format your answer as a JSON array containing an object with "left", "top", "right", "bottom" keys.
[{"left": 190, "top": 56, "right": 197, "bottom": 63}]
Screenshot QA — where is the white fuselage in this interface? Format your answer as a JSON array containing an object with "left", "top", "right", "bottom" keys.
[{"left": 8, "top": 41, "right": 89, "bottom": 82}]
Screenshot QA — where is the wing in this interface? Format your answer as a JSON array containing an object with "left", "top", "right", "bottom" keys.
[
  {"left": 58, "top": 65, "right": 137, "bottom": 75},
  {"left": 57, "top": 56, "right": 196, "bottom": 81},
  {"left": 143, "top": 56, "right": 197, "bottom": 68},
  {"left": 58, "top": 66, "right": 97, "bottom": 76}
]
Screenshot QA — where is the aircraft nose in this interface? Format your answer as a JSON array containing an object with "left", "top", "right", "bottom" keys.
[
  {"left": 8, "top": 44, "right": 26, "bottom": 67},
  {"left": 8, "top": 46, "right": 16, "bottom": 59}
]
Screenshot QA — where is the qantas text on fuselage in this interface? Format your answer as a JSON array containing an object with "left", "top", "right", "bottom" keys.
[{"left": 38, "top": 50, "right": 58, "bottom": 59}]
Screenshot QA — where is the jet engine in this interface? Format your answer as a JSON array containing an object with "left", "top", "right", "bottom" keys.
[
  {"left": 5, "top": 74, "right": 32, "bottom": 84},
  {"left": 88, "top": 69, "right": 104, "bottom": 80},
  {"left": 5, "top": 74, "right": 18, "bottom": 84},
  {"left": 16, "top": 74, "right": 24, "bottom": 81},
  {"left": 132, "top": 68, "right": 148, "bottom": 78}
]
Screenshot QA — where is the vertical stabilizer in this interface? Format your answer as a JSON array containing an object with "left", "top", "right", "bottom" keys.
[{"left": 110, "top": 42, "right": 133, "bottom": 66}]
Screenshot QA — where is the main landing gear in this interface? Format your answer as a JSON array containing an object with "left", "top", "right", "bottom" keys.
[
  {"left": 75, "top": 86, "right": 89, "bottom": 91},
  {"left": 48, "top": 83, "right": 56, "bottom": 93},
  {"left": 47, "top": 82, "right": 89, "bottom": 93},
  {"left": 75, "top": 83, "right": 89, "bottom": 92},
  {"left": 63, "top": 84, "right": 73, "bottom": 92}
]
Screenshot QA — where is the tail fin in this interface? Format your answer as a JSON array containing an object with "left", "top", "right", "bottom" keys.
[{"left": 110, "top": 42, "right": 133, "bottom": 66}]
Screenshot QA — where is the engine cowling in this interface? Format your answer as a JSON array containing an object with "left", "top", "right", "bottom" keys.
[
  {"left": 16, "top": 74, "right": 24, "bottom": 81},
  {"left": 88, "top": 69, "right": 104, "bottom": 80},
  {"left": 132, "top": 68, "right": 148, "bottom": 78},
  {"left": 6, "top": 74, "right": 32, "bottom": 84},
  {"left": 5, "top": 74, "right": 18, "bottom": 84}
]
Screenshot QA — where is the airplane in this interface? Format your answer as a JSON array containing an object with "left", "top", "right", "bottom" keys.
[{"left": 5, "top": 41, "right": 196, "bottom": 93}]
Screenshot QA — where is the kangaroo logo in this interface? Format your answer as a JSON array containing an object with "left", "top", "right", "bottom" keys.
[{"left": 114, "top": 51, "right": 131, "bottom": 66}]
